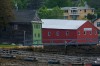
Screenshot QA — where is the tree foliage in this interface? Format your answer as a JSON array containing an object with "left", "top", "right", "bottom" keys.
[
  {"left": 45, "top": 0, "right": 73, "bottom": 8},
  {"left": 87, "top": 13, "right": 96, "bottom": 21},
  {"left": 38, "top": 6, "right": 64, "bottom": 19},
  {"left": 27, "top": 0, "right": 44, "bottom": 10},
  {"left": 12, "top": 0, "right": 28, "bottom": 9},
  {"left": 12, "top": 0, "right": 45, "bottom": 10},
  {"left": 0, "top": 0, "right": 14, "bottom": 27}
]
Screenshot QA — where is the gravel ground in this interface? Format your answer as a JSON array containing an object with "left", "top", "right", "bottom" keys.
[{"left": 0, "top": 58, "right": 67, "bottom": 66}]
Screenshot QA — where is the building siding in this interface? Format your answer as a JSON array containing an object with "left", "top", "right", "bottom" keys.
[
  {"left": 42, "top": 21, "right": 98, "bottom": 45},
  {"left": 77, "top": 22, "right": 98, "bottom": 44},
  {"left": 32, "top": 23, "right": 42, "bottom": 44}
]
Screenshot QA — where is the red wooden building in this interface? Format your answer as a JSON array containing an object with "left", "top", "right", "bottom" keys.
[{"left": 42, "top": 19, "right": 98, "bottom": 45}]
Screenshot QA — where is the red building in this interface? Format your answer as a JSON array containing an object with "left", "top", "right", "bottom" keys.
[{"left": 42, "top": 19, "right": 98, "bottom": 45}]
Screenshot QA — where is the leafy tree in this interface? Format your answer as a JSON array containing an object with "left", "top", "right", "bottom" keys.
[
  {"left": 12, "top": 0, "right": 28, "bottom": 9},
  {"left": 77, "top": 0, "right": 85, "bottom": 7},
  {"left": 27, "top": 0, "right": 44, "bottom": 10},
  {"left": 0, "top": 0, "right": 14, "bottom": 27},
  {"left": 87, "top": 13, "right": 96, "bottom": 21},
  {"left": 50, "top": 7, "right": 64, "bottom": 19},
  {"left": 38, "top": 6, "right": 64, "bottom": 19},
  {"left": 45, "top": 0, "right": 73, "bottom": 8},
  {"left": 38, "top": 6, "right": 51, "bottom": 19}
]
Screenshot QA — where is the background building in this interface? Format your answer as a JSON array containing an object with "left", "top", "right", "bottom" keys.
[
  {"left": 93, "top": 18, "right": 100, "bottom": 38},
  {"left": 0, "top": 10, "right": 42, "bottom": 46},
  {"left": 61, "top": 7, "right": 95, "bottom": 20}
]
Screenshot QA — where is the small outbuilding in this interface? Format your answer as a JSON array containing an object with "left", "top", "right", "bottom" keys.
[{"left": 42, "top": 19, "right": 98, "bottom": 45}]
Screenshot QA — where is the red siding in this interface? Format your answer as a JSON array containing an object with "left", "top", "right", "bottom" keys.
[
  {"left": 77, "top": 21, "right": 98, "bottom": 44},
  {"left": 42, "top": 29, "right": 77, "bottom": 43},
  {"left": 42, "top": 21, "right": 98, "bottom": 44}
]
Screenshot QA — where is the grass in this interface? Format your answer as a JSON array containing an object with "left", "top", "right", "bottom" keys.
[
  {"left": 0, "top": 44, "right": 18, "bottom": 49},
  {"left": 0, "top": 44, "right": 44, "bottom": 51}
]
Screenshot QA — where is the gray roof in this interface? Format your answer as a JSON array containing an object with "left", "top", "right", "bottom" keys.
[
  {"left": 61, "top": 7, "right": 94, "bottom": 10},
  {"left": 12, "top": 10, "right": 41, "bottom": 22}
]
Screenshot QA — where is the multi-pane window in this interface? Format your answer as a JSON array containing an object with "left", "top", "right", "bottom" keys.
[
  {"left": 97, "top": 22, "right": 100, "bottom": 27},
  {"left": 34, "top": 24, "right": 41, "bottom": 29}
]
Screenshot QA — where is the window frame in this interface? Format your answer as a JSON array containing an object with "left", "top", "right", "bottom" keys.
[{"left": 48, "top": 32, "right": 51, "bottom": 36}]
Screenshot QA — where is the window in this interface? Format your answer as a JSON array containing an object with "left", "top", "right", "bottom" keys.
[
  {"left": 14, "top": 25, "right": 18, "bottom": 30},
  {"left": 84, "top": 31, "right": 86, "bottom": 35},
  {"left": 97, "top": 22, "right": 100, "bottom": 27},
  {"left": 66, "top": 31, "right": 69, "bottom": 36},
  {"left": 98, "top": 30, "right": 100, "bottom": 34},
  {"left": 65, "top": 10, "right": 68, "bottom": 13},
  {"left": 35, "top": 34, "right": 36, "bottom": 37},
  {"left": 38, "top": 33, "right": 40, "bottom": 37},
  {"left": 56, "top": 31, "right": 59, "bottom": 36},
  {"left": 48, "top": 32, "right": 51, "bottom": 36},
  {"left": 36, "top": 24, "right": 38, "bottom": 29},
  {"left": 78, "top": 31, "right": 80, "bottom": 35},
  {"left": 64, "top": 16, "right": 68, "bottom": 19},
  {"left": 92, "top": 9, "right": 94, "bottom": 12},
  {"left": 90, "top": 31, "right": 92, "bottom": 35},
  {"left": 84, "top": 9, "right": 86, "bottom": 12}
]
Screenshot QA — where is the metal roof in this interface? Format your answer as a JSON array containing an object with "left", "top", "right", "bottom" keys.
[
  {"left": 42, "top": 19, "right": 87, "bottom": 29},
  {"left": 61, "top": 7, "right": 94, "bottom": 10}
]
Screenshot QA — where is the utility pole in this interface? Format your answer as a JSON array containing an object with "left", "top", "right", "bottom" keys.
[{"left": 23, "top": 31, "right": 26, "bottom": 46}]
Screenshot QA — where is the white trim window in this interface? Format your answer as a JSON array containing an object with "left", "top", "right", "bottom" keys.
[
  {"left": 56, "top": 31, "right": 59, "bottom": 36},
  {"left": 84, "top": 31, "right": 86, "bottom": 35},
  {"left": 66, "top": 31, "right": 69, "bottom": 36},
  {"left": 78, "top": 31, "right": 80, "bottom": 35},
  {"left": 48, "top": 32, "right": 51, "bottom": 36}
]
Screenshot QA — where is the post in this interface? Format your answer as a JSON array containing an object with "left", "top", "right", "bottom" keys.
[
  {"left": 65, "top": 41, "right": 67, "bottom": 54},
  {"left": 24, "top": 31, "right": 26, "bottom": 46}
]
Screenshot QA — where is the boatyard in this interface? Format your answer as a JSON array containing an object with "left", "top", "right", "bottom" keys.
[{"left": 0, "top": 49, "right": 100, "bottom": 66}]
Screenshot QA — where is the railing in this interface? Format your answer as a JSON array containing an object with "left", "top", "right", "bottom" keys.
[
  {"left": 42, "top": 38, "right": 98, "bottom": 46},
  {"left": 0, "top": 38, "right": 99, "bottom": 46},
  {"left": 69, "top": 12, "right": 79, "bottom": 15}
]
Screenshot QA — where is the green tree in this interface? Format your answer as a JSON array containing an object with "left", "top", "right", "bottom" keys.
[
  {"left": 45, "top": 0, "right": 73, "bottom": 8},
  {"left": 27, "top": 0, "right": 44, "bottom": 10},
  {"left": 38, "top": 6, "right": 64, "bottom": 19},
  {"left": 38, "top": 6, "right": 51, "bottom": 19},
  {"left": 12, "top": 0, "right": 28, "bottom": 9},
  {"left": 50, "top": 7, "right": 64, "bottom": 19},
  {"left": 87, "top": 13, "right": 96, "bottom": 21},
  {"left": 0, "top": 0, "right": 14, "bottom": 27}
]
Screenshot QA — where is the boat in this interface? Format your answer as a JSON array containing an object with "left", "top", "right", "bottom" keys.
[{"left": 48, "top": 59, "right": 60, "bottom": 64}]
